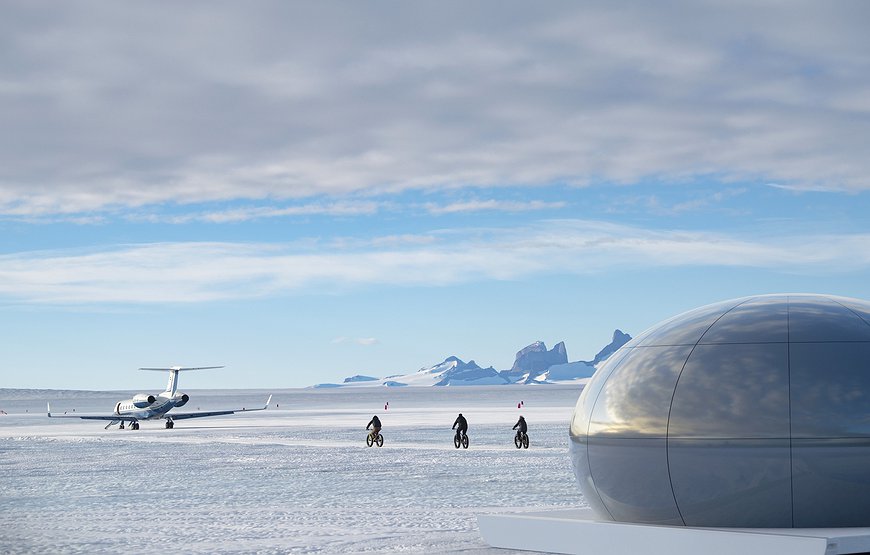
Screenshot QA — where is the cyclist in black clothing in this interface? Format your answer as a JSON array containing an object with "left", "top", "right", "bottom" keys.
[
  {"left": 367, "top": 415, "right": 382, "bottom": 436},
  {"left": 452, "top": 413, "right": 468, "bottom": 439},
  {"left": 513, "top": 415, "right": 527, "bottom": 434}
]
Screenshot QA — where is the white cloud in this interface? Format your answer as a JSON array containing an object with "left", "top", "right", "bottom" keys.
[
  {"left": 129, "top": 200, "right": 383, "bottom": 224},
  {"left": 629, "top": 188, "right": 749, "bottom": 216},
  {"left": 63, "top": 198, "right": 566, "bottom": 225},
  {"left": 366, "top": 235, "right": 439, "bottom": 248},
  {"left": 2, "top": 220, "right": 870, "bottom": 304},
  {"left": 1, "top": 3, "right": 870, "bottom": 216},
  {"left": 425, "top": 200, "right": 566, "bottom": 215},
  {"left": 331, "top": 336, "right": 379, "bottom": 346}
]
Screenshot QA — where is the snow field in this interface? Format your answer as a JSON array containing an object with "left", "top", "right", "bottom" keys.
[{"left": 0, "top": 387, "right": 585, "bottom": 554}]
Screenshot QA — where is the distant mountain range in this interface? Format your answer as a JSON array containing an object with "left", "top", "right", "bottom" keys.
[{"left": 312, "top": 329, "right": 631, "bottom": 388}]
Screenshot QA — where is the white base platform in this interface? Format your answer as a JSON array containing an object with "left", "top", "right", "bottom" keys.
[{"left": 478, "top": 509, "right": 870, "bottom": 555}]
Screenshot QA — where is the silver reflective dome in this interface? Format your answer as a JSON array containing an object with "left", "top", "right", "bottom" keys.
[{"left": 569, "top": 294, "right": 870, "bottom": 528}]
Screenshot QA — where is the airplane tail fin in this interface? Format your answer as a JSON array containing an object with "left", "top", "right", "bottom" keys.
[{"left": 139, "top": 366, "right": 225, "bottom": 395}]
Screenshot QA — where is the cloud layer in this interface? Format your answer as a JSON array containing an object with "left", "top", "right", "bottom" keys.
[
  {"left": 2, "top": 2, "right": 870, "bottom": 216},
  {"left": 2, "top": 220, "right": 869, "bottom": 304}
]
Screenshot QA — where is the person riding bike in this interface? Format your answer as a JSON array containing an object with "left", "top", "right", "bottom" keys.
[
  {"left": 452, "top": 413, "right": 468, "bottom": 441},
  {"left": 513, "top": 415, "right": 527, "bottom": 440},
  {"left": 367, "top": 415, "right": 382, "bottom": 438}
]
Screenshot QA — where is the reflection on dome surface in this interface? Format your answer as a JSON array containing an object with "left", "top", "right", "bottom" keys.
[{"left": 570, "top": 294, "right": 870, "bottom": 528}]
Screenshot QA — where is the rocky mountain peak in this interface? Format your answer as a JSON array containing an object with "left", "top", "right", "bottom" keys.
[
  {"left": 509, "top": 340, "right": 569, "bottom": 376},
  {"left": 591, "top": 329, "right": 632, "bottom": 365}
]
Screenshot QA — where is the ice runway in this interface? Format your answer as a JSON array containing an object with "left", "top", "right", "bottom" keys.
[{"left": 0, "top": 386, "right": 585, "bottom": 554}]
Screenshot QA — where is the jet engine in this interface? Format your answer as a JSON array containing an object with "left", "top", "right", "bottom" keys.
[
  {"left": 174, "top": 393, "right": 189, "bottom": 407},
  {"left": 131, "top": 393, "right": 157, "bottom": 408}
]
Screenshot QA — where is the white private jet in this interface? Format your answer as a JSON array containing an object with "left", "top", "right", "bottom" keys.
[{"left": 47, "top": 366, "right": 271, "bottom": 430}]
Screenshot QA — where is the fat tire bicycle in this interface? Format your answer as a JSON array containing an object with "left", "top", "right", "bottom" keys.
[
  {"left": 514, "top": 430, "right": 529, "bottom": 449},
  {"left": 366, "top": 430, "right": 384, "bottom": 447},
  {"left": 453, "top": 430, "right": 469, "bottom": 449}
]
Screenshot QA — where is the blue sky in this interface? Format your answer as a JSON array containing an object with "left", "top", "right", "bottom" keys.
[{"left": 3, "top": 2, "right": 870, "bottom": 390}]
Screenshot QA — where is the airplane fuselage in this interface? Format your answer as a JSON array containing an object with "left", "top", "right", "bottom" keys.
[{"left": 114, "top": 391, "right": 188, "bottom": 420}]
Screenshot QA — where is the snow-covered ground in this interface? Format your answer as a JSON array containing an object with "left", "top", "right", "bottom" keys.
[{"left": 0, "top": 386, "right": 586, "bottom": 554}]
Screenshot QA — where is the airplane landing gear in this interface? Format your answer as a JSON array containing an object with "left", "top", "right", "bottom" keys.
[
  {"left": 165, "top": 420, "right": 174, "bottom": 429},
  {"left": 119, "top": 421, "right": 125, "bottom": 430},
  {"left": 131, "top": 422, "right": 140, "bottom": 430}
]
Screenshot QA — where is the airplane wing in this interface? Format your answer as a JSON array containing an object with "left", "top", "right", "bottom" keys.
[
  {"left": 46, "top": 403, "right": 138, "bottom": 422},
  {"left": 167, "top": 409, "right": 238, "bottom": 420},
  {"left": 166, "top": 395, "right": 272, "bottom": 420},
  {"left": 139, "top": 366, "right": 224, "bottom": 371}
]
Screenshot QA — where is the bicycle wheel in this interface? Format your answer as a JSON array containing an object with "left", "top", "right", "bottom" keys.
[
  {"left": 522, "top": 433, "right": 529, "bottom": 449},
  {"left": 366, "top": 433, "right": 374, "bottom": 447},
  {"left": 375, "top": 433, "right": 384, "bottom": 447},
  {"left": 454, "top": 434, "right": 461, "bottom": 448},
  {"left": 514, "top": 434, "right": 522, "bottom": 448},
  {"left": 462, "top": 434, "right": 469, "bottom": 449}
]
